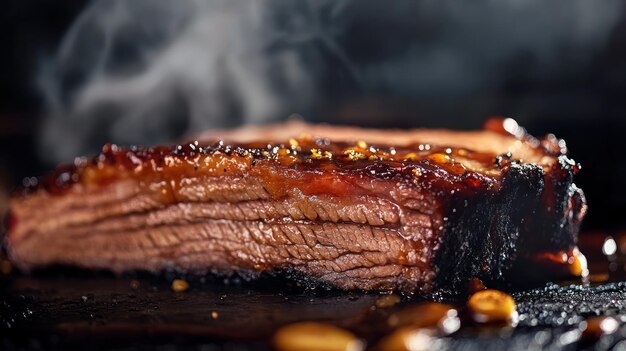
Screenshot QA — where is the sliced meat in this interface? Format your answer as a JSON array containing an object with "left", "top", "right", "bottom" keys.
[{"left": 5, "top": 118, "right": 587, "bottom": 293}]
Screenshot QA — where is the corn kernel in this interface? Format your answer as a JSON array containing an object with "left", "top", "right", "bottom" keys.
[
  {"left": 387, "top": 303, "right": 458, "bottom": 333},
  {"left": 377, "top": 328, "right": 435, "bottom": 351},
  {"left": 273, "top": 322, "right": 363, "bottom": 351},
  {"left": 468, "top": 289, "right": 517, "bottom": 323}
]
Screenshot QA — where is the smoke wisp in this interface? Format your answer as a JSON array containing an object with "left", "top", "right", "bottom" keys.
[{"left": 39, "top": 0, "right": 623, "bottom": 163}]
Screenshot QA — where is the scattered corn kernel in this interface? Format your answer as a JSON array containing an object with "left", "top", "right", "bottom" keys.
[
  {"left": 211, "top": 311, "right": 219, "bottom": 319},
  {"left": 387, "top": 303, "right": 459, "bottom": 334},
  {"left": 273, "top": 322, "right": 364, "bottom": 351},
  {"left": 375, "top": 294, "right": 401, "bottom": 308},
  {"left": 171, "top": 279, "right": 189, "bottom": 292},
  {"left": 356, "top": 140, "right": 367, "bottom": 149},
  {"left": 377, "top": 327, "right": 435, "bottom": 351},
  {"left": 468, "top": 289, "right": 517, "bottom": 323},
  {"left": 289, "top": 138, "right": 299, "bottom": 148}
]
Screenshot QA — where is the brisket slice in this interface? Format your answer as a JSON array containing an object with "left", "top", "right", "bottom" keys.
[{"left": 5, "top": 118, "right": 586, "bottom": 293}]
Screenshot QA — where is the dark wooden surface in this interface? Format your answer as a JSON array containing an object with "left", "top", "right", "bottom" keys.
[
  {"left": 1, "top": 234, "right": 626, "bottom": 350},
  {"left": 3, "top": 273, "right": 626, "bottom": 350}
]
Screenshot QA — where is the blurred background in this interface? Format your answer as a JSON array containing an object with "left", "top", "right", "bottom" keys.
[{"left": 1, "top": 0, "right": 626, "bottom": 231}]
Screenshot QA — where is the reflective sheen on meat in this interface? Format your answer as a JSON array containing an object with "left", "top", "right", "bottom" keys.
[{"left": 5, "top": 119, "right": 587, "bottom": 293}]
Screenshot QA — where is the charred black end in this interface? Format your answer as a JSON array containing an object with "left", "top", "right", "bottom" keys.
[
  {"left": 433, "top": 160, "right": 584, "bottom": 292},
  {"left": 538, "top": 155, "right": 586, "bottom": 250}
]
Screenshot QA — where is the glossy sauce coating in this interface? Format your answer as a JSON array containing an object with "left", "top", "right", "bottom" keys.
[{"left": 22, "top": 119, "right": 575, "bottom": 200}]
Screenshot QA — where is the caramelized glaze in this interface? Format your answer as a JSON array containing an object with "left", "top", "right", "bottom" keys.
[{"left": 22, "top": 118, "right": 578, "bottom": 200}]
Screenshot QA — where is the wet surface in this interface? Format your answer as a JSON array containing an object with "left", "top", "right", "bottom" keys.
[
  {"left": 3, "top": 232, "right": 626, "bottom": 350},
  {"left": 0, "top": 273, "right": 384, "bottom": 350}
]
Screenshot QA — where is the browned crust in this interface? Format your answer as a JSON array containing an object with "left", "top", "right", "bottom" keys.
[{"left": 5, "top": 118, "right": 584, "bottom": 293}]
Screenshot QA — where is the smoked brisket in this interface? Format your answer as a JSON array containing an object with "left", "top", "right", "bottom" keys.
[{"left": 5, "top": 119, "right": 587, "bottom": 293}]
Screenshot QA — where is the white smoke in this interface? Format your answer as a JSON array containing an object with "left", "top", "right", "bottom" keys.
[{"left": 39, "top": 0, "right": 623, "bottom": 163}]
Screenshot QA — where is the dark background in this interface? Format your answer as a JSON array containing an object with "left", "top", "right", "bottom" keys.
[
  {"left": 1, "top": 0, "right": 626, "bottom": 231},
  {"left": 0, "top": 1, "right": 86, "bottom": 195}
]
